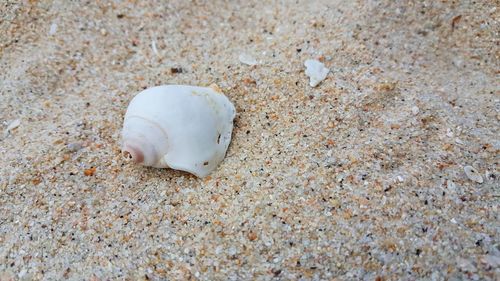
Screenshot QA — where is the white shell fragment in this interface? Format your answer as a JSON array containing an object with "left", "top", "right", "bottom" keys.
[
  {"left": 463, "top": 165, "right": 483, "bottom": 183},
  {"left": 121, "top": 85, "right": 236, "bottom": 178},
  {"left": 49, "top": 23, "right": 57, "bottom": 35},
  {"left": 6, "top": 119, "right": 21, "bottom": 132},
  {"left": 4, "top": 119, "right": 21, "bottom": 137},
  {"left": 151, "top": 40, "right": 158, "bottom": 56},
  {"left": 411, "top": 106, "right": 420, "bottom": 115},
  {"left": 304, "top": 59, "right": 329, "bottom": 87},
  {"left": 238, "top": 53, "right": 257, "bottom": 66}
]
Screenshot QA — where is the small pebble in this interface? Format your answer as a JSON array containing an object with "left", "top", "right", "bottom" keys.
[
  {"left": 446, "top": 180, "right": 456, "bottom": 190},
  {"left": 464, "top": 166, "right": 483, "bottom": 183},
  {"left": 238, "top": 53, "right": 257, "bottom": 66},
  {"left": 446, "top": 128, "right": 454, "bottom": 137},
  {"left": 67, "top": 142, "right": 82, "bottom": 152},
  {"left": 411, "top": 106, "right": 420, "bottom": 115},
  {"left": 49, "top": 23, "right": 58, "bottom": 35},
  {"left": 247, "top": 231, "right": 258, "bottom": 241},
  {"left": 170, "top": 67, "right": 183, "bottom": 74},
  {"left": 84, "top": 167, "right": 96, "bottom": 176}
]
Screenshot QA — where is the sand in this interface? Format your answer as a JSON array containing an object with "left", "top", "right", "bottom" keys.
[{"left": 1, "top": 0, "right": 499, "bottom": 280}]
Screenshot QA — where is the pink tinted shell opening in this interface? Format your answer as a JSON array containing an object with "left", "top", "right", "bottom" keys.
[{"left": 122, "top": 143, "right": 144, "bottom": 164}]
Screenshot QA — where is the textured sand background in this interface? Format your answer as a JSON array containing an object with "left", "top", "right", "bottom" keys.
[{"left": 1, "top": 0, "right": 499, "bottom": 280}]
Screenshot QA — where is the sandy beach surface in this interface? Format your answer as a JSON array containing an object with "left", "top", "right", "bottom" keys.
[{"left": 1, "top": 0, "right": 499, "bottom": 280}]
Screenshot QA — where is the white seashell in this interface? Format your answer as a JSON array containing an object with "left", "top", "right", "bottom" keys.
[
  {"left": 151, "top": 40, "right": 158, "bottom": 56},
  {"left": 6, "top": 119, "right": 21, "bottom": 132},
  {"left": 238, "top": 53, "right": 257, "bottom": 66},
  {"left": 49, "top": 23, "right": 57, "bottom": 35},
  {"left": 304, "top": 59, "right": 329, "bottom": 87},
  {"left": 411, "top": 106, "right": 420, "bottom": 115},
  {"left": 121, "top": 85, "right": 236, "bottom": 178},
  {"left": 3, "top": 119, "right": 21, "bottom": 137},
  {"left": 463, "top": 165, "right": 483, "bottom": 183},
  {"left": 67, "top": 142, "right": 83, "bottom": 152}
]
